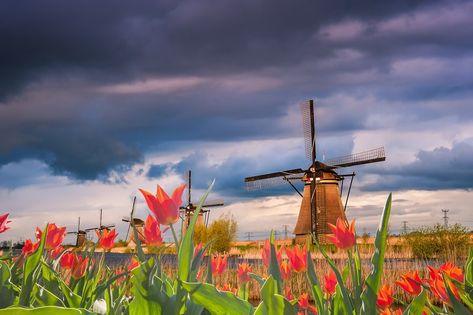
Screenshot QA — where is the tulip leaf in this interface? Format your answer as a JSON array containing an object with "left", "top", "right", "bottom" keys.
[
  {"left": 249, "top": 273, "right": 265, "bottom": 286},
  {"left": 0, "top": 261, "right": 16, "bottom": 308},
  {"left": 179, "top": 180, "right": 214, "bottom": 282},
  {"left": 443, "top": 276, "right": 471, "bottom": 315},
  {"left": 19, "top": 224, "right": 48, "bottom": 307},
  {"left": 32, "top": 284, "right": 65, "bottom": 307},
  {"left": 0, "top": 306, "right": 94, "bottom": 314},
  {"left": 182, "top": 281, "right": 253, "bottom": 315},
  {"left": 402, "top": 289, "right": 426, "bottom": 315},
  {"left": 254, "top": 276, "right": 294, "bottom": 315},
  {"left": 268, "top": 231, "right": 282, "bottom": 294},
  {"left": 360, "top": 193, "right": 392, "bottom": 314},
  {"left": 306, "top": 250, "right": 324, "bottom": 314},
  {"left": 463, "top": 248, "right": 473, "bottom": 306}
]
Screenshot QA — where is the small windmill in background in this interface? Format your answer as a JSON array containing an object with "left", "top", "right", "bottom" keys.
[
  {"left": 66, "top": 217, "right": 88, "bottom": 247},
  {"left": 84, "top": 209, "right": 116, "bottom": 237},
  {"left": 245, "top": 100, "right": 386, "bottom": 242},
  {"left": 122, "top": 196, "right": 145, "bottom": 244},
  {"left": 181, "top": 170, "right": 224, "bottom": 231}
]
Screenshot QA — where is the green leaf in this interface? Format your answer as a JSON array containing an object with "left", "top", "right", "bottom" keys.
[
  {"left": 306, "top": 250, "right": 325, "bottom": 314},
  {"left": 444, "top": 277, "right": 471, "bottom": 315},
  {"left": 129, "top": 258, "right": 163, "bottom": 315},
  {"left": 182, "top": 281, "right": 253, "bottom": 315},
  {"left": 19, "top": 224, "right": 48, "bottom": 306},
  {"left": 32, "top": 284, "right": 65, "bottom": 307},
  {"left": 0, "top": 306, "right": 94, "bottom": 314},
  {"left": 178, "top": 180, "right": 214, "bottom": 282},
  {"left": 249, "top": 273, "right": 265, "bottom": 287},
  {"left": 267, "top": 232, "right": 282, "bottom": 294},
  {"left": 254, "top": 275, "right": 294, "bottom": 315},
  {"left": 462, "top": 248, "right": 473, "bottom": 307},
  {"left": 0, "top": 261, "right": 16, "bottom": 308},
  {"left": 402, "top": 289, "right": 426, "bottom": 315},
  {"left": 360, "top": 193, "right": 392, "bottom": 314}
]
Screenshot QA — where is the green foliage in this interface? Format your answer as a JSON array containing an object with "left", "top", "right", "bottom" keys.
[
  {"left": 193, "top": 224, "right": 208, "bottom": 245},
  {"left": 403, "top": 223, "right": 470, "bottom": 260},
  {"left": 206, "top": 214, "right": 237, "bottom": 253}
]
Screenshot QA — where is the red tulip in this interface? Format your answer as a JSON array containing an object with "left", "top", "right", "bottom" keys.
[
  {"left": 280, "top": 260, "right": 292, "bottom": 280},
  {"left": 60, "top": 251, "right": 75, "bottom": 269},
  {"left": 395, "top": 271, "right": 422, "bottom": 296},
  {"left": 285, "top": 244, "right": 307, "bottom": 272},
  {"left": 96, "top": 228, "right": 118, "bottom": 250},
  {"left": 139, "top": 184, "right": 186, "bottom": 225},
  {"left": 284, "top": 286, "right": 293, "bottom": 300},
  {"left": 298, "top": 293, "right": 309, "bottom": 309},
  {"left": 324, "top": 270, "right": 337, "bottom": 296},
  {"left": 51, "top": 245, "right": 64, "bottom": 259},
  {"left": 128, "top": 257, "right": 139, "bottom": 271},
  {"left": 193, "top": 242, "right": 203, "bottom": 259},
  {"left": 261, "top": 240, "right": 283, "bottom": 268},
  {"left": 326, "top": 218, "right": 356, "bottom": 250},
  {"left": 438, "top": 262, "right": 464, "bottom": 283},
  {"left": 144, "top": 215, "right": 163, "bottom": 246},
  {"left": 426, "top": 262, "right": 463, "bottom": 304},
  {"left": 380, "top": 309, "right": 402, "bottom": 315},
  {"left": 237, "top": 263, "right": 252, "bottom": 283},
  {"left": 36, "top": 224, "right": 66, "bottom": 250},
  {"left": 211, "top": 253, "right": 228, "bottom": 275},
  {"left": 22, "top": 239, "right": 39, "bottom": 256},
  {"left": 0, "top": 213, "right": 11, "bottom": 233},
  {"left": 71, "top": 255, "right": 89, "bottom": 279},
  {"left": 376, "top": 284, "right": 394, "bottom": 309}
]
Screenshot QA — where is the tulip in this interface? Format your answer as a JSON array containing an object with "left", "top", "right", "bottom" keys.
[
  {"left": 284, "top": 286, "right": 293, "bottom": 300},
  {"left": 139, "top": 184, "right": 186, "bottom": 225},
  {"left": 71, "top": 255, "right": 89, "bottom": 279},
  {"left": 438, "top": 261, "right": 464, "bottom": 283},
  {"left": 237, "top": 263, "right": 252, "bottom": 283},
  {"left": 261, "top": 240, "right": 283, "bottom": 268},
  {"left": 211, "top": 253, "right": 228, "bottom": 275},
  {"left": 376, "top": 284, "right": 394, "bottom": 309},
  {"left": 96, "top": 228, "right": 118, "bottom": 250},
  {"left": 0, "top": 213, "right": 11, "bottom": 233},
  {"left": 193, "top": 242, "right": 203, "bottom": 259},
  {"left": 128, "top": 257, "right": 139, "bottom": 271},
  {"left": 298, "top": 293, "right": 309, "bottom": 309},
  {"left": 50, "top": 245, "right": 64, "bottom": 259},
  {"left": 286, "top": 244, "right": 307, "bottom": 272},
  {"left": 426, "top": 261, "right": 463, "bottom": 304},
  {"left": 22, "top": 239, "right": 39, "bottom": 256},
  {"left": 324, "top": 270, "right": 337, "bottom": 296},
  {"left": 144, "top": 215, "right": 163, "bottom": 246},
  {"left": 326, "top": 218, "right": 356, "bottom": 250},
  {"left": 60, "top": 251, "right": 75, "bottom": 269},
  {"left": 280, "top": 260, "right": 292, "bottom": 280},
  {"left": 380, "top": 309, "right": 402, "bottom": 315},
  {"left": 196, "top": 266, "right": 205, "bottom": 281},
  {"left": 395, "top": 271, "right": 422, "bottom": 296},
  {"left": 36, "top": 224, "right": 67, "bottom": 250}
]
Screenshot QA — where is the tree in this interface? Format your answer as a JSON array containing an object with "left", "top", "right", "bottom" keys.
[{"left": 206, "top": 214, "right": 237, "bottom": 253}]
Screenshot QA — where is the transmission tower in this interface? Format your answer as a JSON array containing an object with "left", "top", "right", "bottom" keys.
[
  {"left": 282, "top": 225, "right": 289, "bottom": 239},
  {"left": 442, "top": 209, "right": 449, "bottom": 228},
  {"left": 246, "top": 232, "right": 252, "bottom": 241},
  {"left": 402, "top": 221, "right": 408, "bottom": 234}
]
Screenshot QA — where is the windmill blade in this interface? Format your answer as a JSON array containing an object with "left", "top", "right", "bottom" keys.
[
  {"left": 300, "top": 100, "right": 316, "bottom": 162},
  {"left": 245, "top": 168, "right": 305, "bottom": 190},
  {"left": 325, "top": 147, "right": 386, "bottom": 169},
  {"left": 203, "top": 199, "right": 224, "bottom": 207},
  {"left": 126, "top": 196, "right": 136, "bottom": 241}
]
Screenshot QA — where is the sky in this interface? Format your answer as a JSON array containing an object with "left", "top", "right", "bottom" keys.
[{"left": 1, "top": 0, "right": 473, "bottom": 243}]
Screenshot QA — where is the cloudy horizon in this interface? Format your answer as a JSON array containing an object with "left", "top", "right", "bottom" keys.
[{"left": 1, "top": 0, "right": 472, "bottom": 243}]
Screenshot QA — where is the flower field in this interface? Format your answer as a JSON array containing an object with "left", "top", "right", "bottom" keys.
[{"left": 0, "top": 182, "right": 471, "bottom": 314}]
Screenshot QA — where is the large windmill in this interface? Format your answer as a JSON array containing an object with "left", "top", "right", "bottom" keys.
[
  {"left": 244, "top": 100, "right": 386, "bottom": 242},
  {"left": 181, "top": 170, "right": 224, "bottom": 231}
]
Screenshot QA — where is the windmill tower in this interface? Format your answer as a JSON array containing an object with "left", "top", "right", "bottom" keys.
[
  {"left": 181, "top": 170, "right": 224, "bottom": 232},
  {"left": 245, "top": 100, "right": 386, "bottom": 242},
  {"left": 66, "top": 217, "right": 88, "bottom": 247},
  {"left": 122, "top": 196, "right": 145, "bottom": 245},
  {"left": 85, "top": 209, "right": 116, "bottom": 236}
]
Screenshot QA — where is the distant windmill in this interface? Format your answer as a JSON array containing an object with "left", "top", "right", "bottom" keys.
[
  {"left": 181, "top": 170, "right": 224, "bottom": 230},
  {"left": 122, "top": 196, "right": 145, "bottom": 243},
  {"left": 66, "top": 217, "right": 88, "bottom": 247},
  {"left": 85, "top": 209, "right": 116, "bottom": 236},
  {"left": 245, "top": 100, "right": 386, "bottom": 242}
]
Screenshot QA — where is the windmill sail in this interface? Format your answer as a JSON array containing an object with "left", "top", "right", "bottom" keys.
[
  {"left": 244, "top": 168, "right": 305, "bottom": 190},
  {"left": 301, "top": 100, "right": 316, "bottom": 161},
  {"left": 325, "top": 147, "right": 385, "bottom": 168}
]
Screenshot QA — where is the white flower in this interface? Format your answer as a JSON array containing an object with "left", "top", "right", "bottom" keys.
[{"left": 93, "top": 299, "right": 107, "bottom": 315}]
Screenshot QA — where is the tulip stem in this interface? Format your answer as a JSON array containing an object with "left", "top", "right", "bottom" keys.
[{"left": 170, "top": 224, "right": 180, "bottom": 252}]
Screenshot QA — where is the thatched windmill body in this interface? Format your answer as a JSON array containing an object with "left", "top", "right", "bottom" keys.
[
  {"left": 245, "top": 100, "right": 386, "bottom": 242},
  {"left": 66, "top": 217, "right": 88, "bottom": 247},
  {"left": 181, "top": 170, "right": 224, "bottom": 232},
  {"left": 122, "top": 196, "right": 145, "bottom": 244}
]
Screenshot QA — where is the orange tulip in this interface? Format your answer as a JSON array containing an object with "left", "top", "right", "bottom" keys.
[
  {"left": 326, "top": 218, "right": 356, "bottom": 250},
  {"left": 438, "top": 262, "right": 464, "bottom": 283},
  {"left": 211, "top": 253, "right": 228, "bottom": 275},
  {"left": 284, "top": 286, "right": 293, "bottom": 300},
  {"left": 128, "top": 257, "right": 139, "bottom": 271},
  {"left": 380, "top": 309, "right": 402, "bottom": 315},
  {"left": 395, "top": 271, "right": 422, "bottom": 296},
  {"left": 280, "top": 260, "right": 292, "bottom": 280},
  {"left": 60, "top": 251, "right": 75, "bottom": 269},
  {"left": 22, "top": 239, "right": 39, "bottom": 256},
  {"left": 324, "top": 270, "right": 337, "bottom": 296},
  {"left": 298, "top": 293, "right": 309, "bottom": 309},
  {"left": 51, "top": 245, "right": 64, "bottom": 259},
  {"left": 71, "top": 255, "right": 89, "bottom": 279},
  {"left": 36, "top": 224, "right": 66, "bottom": 250},
  {"left": 0, "top": 213, "right": 11, "bottom": 233},
  {"left": 376, "top": 284, "right": 394, "bottom": 309},
  {"left": 237, "top": 263, "right": 252, "bottom": 283},
  {"left": 285, "top": 244, "right": 307, "bottom": 272},
  {"left": 261, "top": 240, "right": 283, "bottom": 268},
  {"left": 96, "top": 228, "right": 118, "bottom": 250},
  {"left": 139, "top": 184, "right": 186, "bottom": 225},
  {"left": 144, "top": 215, "right": 163, "bottom": 246}
]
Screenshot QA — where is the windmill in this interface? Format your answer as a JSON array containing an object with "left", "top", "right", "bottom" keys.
[
  {"left": 66, "top": 217, "right": 88, "bottom": 247},
  {"left": 244, "top": 100, "right": 386, "bottom": 242},
  {"left": 122, "top": 196, "right": 145, "bottom": 244},
  {"left": 181, "top": 170, "right": 224, "bottom": 230},
  {"left": 84, "top": 209, "right": 116, "bottom": 236}
]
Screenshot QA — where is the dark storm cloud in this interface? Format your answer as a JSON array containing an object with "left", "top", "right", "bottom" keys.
[
  {"left": 1, "top": 0, "right": 473, "bottom": 182},
  {"left": 362, "top": 139, "right": 473, "bottom": 191}
]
